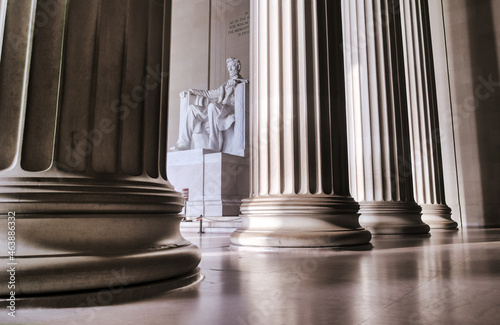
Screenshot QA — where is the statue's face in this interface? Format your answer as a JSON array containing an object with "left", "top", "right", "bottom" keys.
[{"left": 227, "top": 61, "right": 239, "bottom": 78}]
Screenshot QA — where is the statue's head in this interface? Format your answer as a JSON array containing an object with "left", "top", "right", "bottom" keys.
[{"left": 226, "top": 57, "right": 241, "bottom": 77}]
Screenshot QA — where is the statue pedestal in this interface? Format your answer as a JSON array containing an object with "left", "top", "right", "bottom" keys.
[{"left": 167, "top": 149, "right": 249, "bottom": 218}]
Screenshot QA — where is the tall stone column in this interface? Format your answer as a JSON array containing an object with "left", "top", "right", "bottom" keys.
[
  {"left": 342, "top": 0, "right": 429, "bottom": 234},
  {"left": 400, "top": 0, "right": 457, "bottom": 229},
  {"left": 230, "top": 0, "right": 371, "bottom": 248},
  {"left": 0, "top": 0, "right": 200, "bottom": 296}
]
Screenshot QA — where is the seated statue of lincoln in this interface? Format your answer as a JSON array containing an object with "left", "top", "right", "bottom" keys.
[{"left": 171, "top": 57, "right": 248, "bottom": 152}]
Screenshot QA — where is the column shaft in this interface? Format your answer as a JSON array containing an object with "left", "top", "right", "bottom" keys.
[
  {"left": 231, "top": 0, "right": 371, "bottom": 248},
  {"left": 342, "top": 0, "right": 429, "bottom": 234},
  {"left": 401, "top": 0, "right": 457, "bottom": 229}
]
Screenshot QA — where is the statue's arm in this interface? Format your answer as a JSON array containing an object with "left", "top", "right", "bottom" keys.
[{"left": 179, "top": 87, "right": 222, "bottom": 99}]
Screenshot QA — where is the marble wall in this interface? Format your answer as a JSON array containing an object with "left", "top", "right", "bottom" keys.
[
  {"left": 431, "top": 0, "right": 500, "bottom": 227},
  {"left": 167, "top": 0, "right": 211, "bottom": 151},
  {"left": 209, "top": 0, "right": 250, "bottom": 88}
]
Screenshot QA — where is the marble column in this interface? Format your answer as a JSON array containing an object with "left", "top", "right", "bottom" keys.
[
  {"left": 230, "top": 0, "right": 371, "bottom": 248},
  {"left": 342, "top": 0, "right": 429, "bottom": 234},
  {"left": 0, "top": 0, "right": 200, "bottom": 296},
  {"left": 400, "top": 0, "right": 457, "bottom": 229}
]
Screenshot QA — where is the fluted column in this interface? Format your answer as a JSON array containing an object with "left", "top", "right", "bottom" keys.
[
  {"left": 0, "top": 1, "right": 6, "bottom": 59},
  {"left": 342, "top": 0, "right": 429, "bottom": 234},
  {"left": 230, "top": 0, "right": 371, "bottom": 248},
  {"left": 400, "top": 0, "right": 457, "bottom": 229},
  {"left": 0, "top": 0, "right": 200, "bottom": 296}
]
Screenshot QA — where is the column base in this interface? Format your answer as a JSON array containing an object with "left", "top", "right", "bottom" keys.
[
  {"left": 0, "top": 176, "right": 201, "bottom": 296},
  {"left": 0, "top": 244, "right": 201, "bottom": 296},
  {"left": 359, "top": 201, "right": 430, "bottom": 235},
  {"left": 1, "top": 269, "right": 202, "bottom": 308},
  {"left": 230, "top": 195, "right": 372, "bottom": 248},
  {"left": 421, "top": 204, "right": 458, "bottom": 229},
  {"left": 230, "top": 229, "right": 372, "bottom": 248}
]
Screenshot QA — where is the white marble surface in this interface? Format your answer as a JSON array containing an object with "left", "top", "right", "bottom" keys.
[
  {"left": 342, "top": 0, "right": 429, "bottom": 234},
  {"left": 3, "top": 228, "right": 500, "bottom": 325},
  {"left": 0, "top": 0, "right": 199, "bottom": 297},
  {"left": 434, "top": 0, "right": 500, "bottom": 227},
  {"left": 167, "top": 150, "right": 249, "bottom": 218},
  {"left": 232, "top": 0, "right": 371, "bottom": 248},
  {"left": 400, "top": 0, "right": 456, "bottom": 229}
]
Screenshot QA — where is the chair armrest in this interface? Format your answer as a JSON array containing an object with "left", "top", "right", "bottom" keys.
[
  {"left": 180, "top": 94, "right": 208, "bottom": 111},
  {"left": 233, "top": 82, "right": 249, "bottom": 156}
]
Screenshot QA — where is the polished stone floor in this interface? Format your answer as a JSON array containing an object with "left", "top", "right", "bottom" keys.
[{"left": 2, "top": 228, "right": 500, "bottom": 325}]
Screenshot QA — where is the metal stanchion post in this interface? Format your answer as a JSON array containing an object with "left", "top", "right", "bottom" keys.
[
  {"left": 182, "top": 188, "right": 189, "bottom": 218},
  {"left": 198, "top": 215, "right": 204, "bottom": 234}
]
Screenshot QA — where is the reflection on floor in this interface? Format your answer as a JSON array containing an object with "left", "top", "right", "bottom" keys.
[{"left": 2, "top": 229, "right": 500, "bottom": 325}]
